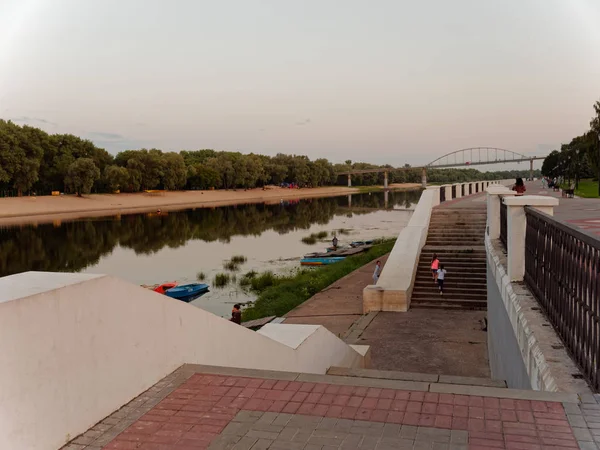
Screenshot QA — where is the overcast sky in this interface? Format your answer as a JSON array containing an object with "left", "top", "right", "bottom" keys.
[{"left": 1, "top": 0, "right": 599, "bottom": 167}]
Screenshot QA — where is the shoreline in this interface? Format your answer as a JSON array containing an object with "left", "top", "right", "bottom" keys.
[{"left": 0, "top": 184, "right": 421, "bottom": 226}]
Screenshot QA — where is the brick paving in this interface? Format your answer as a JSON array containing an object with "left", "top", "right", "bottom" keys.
[{"left": 63, "top": 367, "right": 599, "bottom": 450}]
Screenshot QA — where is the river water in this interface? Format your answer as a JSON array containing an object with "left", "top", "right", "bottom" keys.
[{"left": 0, "top": 189, "right": 420, "bottom": 318}]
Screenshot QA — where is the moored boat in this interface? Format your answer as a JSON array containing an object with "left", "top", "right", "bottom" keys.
[
  {"left": 164, "top": 283, "right": 210, "bottom": 302},
  {"left": 153, "top": 282, "right": 177, "bottom": 294},
  {"left": 300, "top": 257, "right": 345, "bottom": 266}
]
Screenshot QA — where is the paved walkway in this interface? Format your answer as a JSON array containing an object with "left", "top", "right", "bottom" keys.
[{"left": 63, "top": 365, "right": 600, "bottom": 450}]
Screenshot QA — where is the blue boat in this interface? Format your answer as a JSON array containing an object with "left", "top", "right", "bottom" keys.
[
  {"left": 300, "top": 257, "right": 345, "bottom": 266},
  {"left": 165, "top": 283, "right": 209, "bottom": 302}
]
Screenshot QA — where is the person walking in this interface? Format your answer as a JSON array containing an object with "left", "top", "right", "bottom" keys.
[
  {"left": 512, "top": 177, "right": 526, "bottom": 196},
  {"left": 373, "top": 260, "right": 381, "bottom": 284},
  {"left": 437, "top": 264, "right": 447, "bottom": 296},
  {"left": 431, "top": 254, "right": 440, "bottom": 282},
  {"left": 332, "top": 234, "right": 338, "bottom": 249}
]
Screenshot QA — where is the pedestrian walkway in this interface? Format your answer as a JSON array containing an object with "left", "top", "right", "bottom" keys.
[
  {"left": 524, "top": 183, "right": 600, "bottom": 237},
  {"left": 62, "top": 364, "right": 600, "bottom": 450}
]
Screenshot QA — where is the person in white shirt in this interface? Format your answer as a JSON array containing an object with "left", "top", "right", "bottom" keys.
[
  {"left": 373, "top": 260, "right": 381, "bottom": 284},
  {"left": 437, "top": 265, "right": 447, "bottom": 296}
]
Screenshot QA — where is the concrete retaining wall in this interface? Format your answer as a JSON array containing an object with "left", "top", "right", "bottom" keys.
[
  {"left": 485, "top": 235, "right": 590, "bottom": 393},
  {"left": 0, "top": 272, "right": 365, "bottom": 450}
]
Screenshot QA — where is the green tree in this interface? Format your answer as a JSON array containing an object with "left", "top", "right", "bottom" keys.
[
  {"left": 103, "top": 165, "right": 130, "bottom": 191},
  {"left": 161, "top": 152, "right": 187, "bottom": 190},
  {"left": 65, "top": 158, "right": 100, "bottom": 196}
]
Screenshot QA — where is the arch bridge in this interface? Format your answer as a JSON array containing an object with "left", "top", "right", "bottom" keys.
[{"left": 338, "top": 147, "right": 546, "bottom": 188}]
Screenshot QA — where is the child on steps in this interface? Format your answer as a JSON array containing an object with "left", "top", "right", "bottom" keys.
[{"left": 437, "top": 264, "right": 447, "bottom": 296}]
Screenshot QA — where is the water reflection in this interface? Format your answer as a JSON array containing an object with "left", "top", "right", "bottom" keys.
[{"left": 0, "top": 190, "right": 420, "bottom": 278}]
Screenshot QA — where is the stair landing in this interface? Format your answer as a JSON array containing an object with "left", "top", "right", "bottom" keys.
[{"left": 61, "top": 364, "right": 596, "bottom": 450}]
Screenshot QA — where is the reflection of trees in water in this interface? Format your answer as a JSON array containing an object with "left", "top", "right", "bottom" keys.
[{"left": 0, "top": 190, "right": 421, "bottom": 276}]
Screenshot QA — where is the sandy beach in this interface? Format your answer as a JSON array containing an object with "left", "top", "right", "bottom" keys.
[{"left": 0, "top": 184, "right": 421, "bottom": 226}]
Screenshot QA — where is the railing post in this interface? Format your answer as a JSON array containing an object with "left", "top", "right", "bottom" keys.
[
  {"left": 486, "top": 186, "right": 514, "bottom": 239},
  {"left": 427, "top": 186, "right": 441, "bottom": 207},
  {"left": 503, "top": 196, "right": 559, "bottom": 281},
  {"left": 443, "top": 184, "right": 452, "bottom": 202},
  {"left": 347, "top": 174, "right": 352, "bottom": 187},
  {"left": 453, "top": 183, "right": 462, "bottom": 199}
]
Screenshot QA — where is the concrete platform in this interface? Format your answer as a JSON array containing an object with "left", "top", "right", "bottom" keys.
[{"left": 61, "top": 364, "right": 599, "bottom": 450}]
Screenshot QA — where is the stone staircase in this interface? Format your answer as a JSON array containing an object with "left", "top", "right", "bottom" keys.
[{"left": 410, "top": 208, "right": 487, "bottom": 310}]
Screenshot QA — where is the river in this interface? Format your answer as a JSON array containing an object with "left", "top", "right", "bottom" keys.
[{"left": 0, "top": 189, "right": 421, "bottom": 318}]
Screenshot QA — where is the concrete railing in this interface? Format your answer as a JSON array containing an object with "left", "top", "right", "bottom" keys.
[
  {"left": 484, "top": 191, "right": 591, "bottom": 393},
  {"left": 363, "top": 180, "right": 499, "bottom": 312},
  {"left": 0, "top": 272, "right": 368, "bottom": 450}
]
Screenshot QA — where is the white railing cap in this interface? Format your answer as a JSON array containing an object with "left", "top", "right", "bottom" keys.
[
  {"left": 503, "top": 195, "right": 559, "bottom": 206},
  {"left": 486, "top": 185, "right": 512, "bottom": 194}
]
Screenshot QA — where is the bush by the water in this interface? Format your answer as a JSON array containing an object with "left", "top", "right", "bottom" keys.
[
  {"left": 196, "top": 271, "right": 206, "bottom": 281},
  {"left": 223, "top": 254, "right": 247, "bottom": 271},
  {"left": 243, "top": 239, "right": 396, "bottom": 321},
  {"left": 301, "top": 230, "right": 329, "bottom": 245},
  {"left": 231, "top": 255, "right": 247, "bottom": 264},
  {"left": 213, "top": 273, "right": 231, "bottom": 288},
  {"left": 239, "top": 270, "right": 258, "bottom": 289}
]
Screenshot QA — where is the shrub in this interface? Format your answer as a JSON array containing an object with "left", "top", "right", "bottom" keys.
[
  {"left": 196, "top": 271, "right": 206, "bottom": 281},
  {"left": 213, "top": 273, "right": 231, "bottom": 287}
]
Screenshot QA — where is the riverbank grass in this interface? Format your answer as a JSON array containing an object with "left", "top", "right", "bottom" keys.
[
  {"left": 242, "top": 239, "right": 395, "bottom": 321},
  {"left": 573, "top": 179, "right": 599, "bottom": 198}
]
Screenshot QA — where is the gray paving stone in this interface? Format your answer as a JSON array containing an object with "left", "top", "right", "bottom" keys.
[
  {"left": 573, "top": 426, "right": 594, "bottom": 441},
  {"left": 245, "top": 429, "right": 280, "bottom": 440},
  {"left": 255, "top": 411, "right": 278, "bottom": 425},
  {"left": 272, "top": 413, "right": 293, "bottom": 426},
  {"left": 233, "top": 410, "right": 264, "bottom": 424},
  {"left": 414, "top": 441, "right": 433, "bottom": 450},
  {"left": 222, "top": 422, "right": 252, "bottom": 436},
  {"left": 432, "top": 443, "right": 450, "bottom": 450},
  {"left": 276, "top": 426, "right": 299, "bottom": 441},
  {"left": 231, "top": 436, "right": 259, "bottom": 450},
  {"left": 376, "top": 438, "right": 413, "bottom": 450},
  {"left": 569, "top": 414, "right": 588, "bottom": 428},
  {"left": 358, "top": 435, "right": 379, "bottom": 449},
  {"left": 307, "top": 435, "right": 345, "bottom": 447},
  {"left": 250, "top": 438, "right": 272, "bottom": 450},
  {"left": 564, "top": 402, "right": 583, "bottom": 414},
  {"left": 448, "top": 445, "right": 468, "bottom": 450},
  {"left": 450, "top": 430, "right": 468, "bottom": 444},
  {"left": 578, "top": 442, "right": 600, "bottom": 450},
  {"left": 382, "top": 423, "right": 401, "bottom": 438},
  {"left": 208, "top": 434, "right": 241, "bottom": 450},
  {"left": 400, "top": 425, "right": 418, "bottom": 439},
  {"left": 316, "top": 417, "right": 339, "bottom": 430}
]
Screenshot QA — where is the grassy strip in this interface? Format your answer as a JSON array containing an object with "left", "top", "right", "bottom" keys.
[
  {"left": 242, "top": 239, "right": 396, "bottom": 321},
  {"left": 573, "top": 179, "right": 599, "bottom": 198}
]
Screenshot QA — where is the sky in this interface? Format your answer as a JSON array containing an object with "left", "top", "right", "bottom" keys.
[{"left": 1, "top": 0, "right": 599, "bottom": 169}]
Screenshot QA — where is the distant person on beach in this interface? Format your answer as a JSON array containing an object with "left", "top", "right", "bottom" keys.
[
  {"left": 512, "top": 178, "right": 526, "bottom": 196},
  {"left": 332, "top": 235, "right": 338, "bottom": 249},
  {"left": 431, "top": 254, "right": 440, "bottom": 282},
  {"left": 437, "top": 264, "right": 447, "bottom": 296},
  {"left": 230, "top": 304, "right": 242, "bottom": 324},
  {"left": 373, "top": 260, "right": 381, "bottom": 284}
]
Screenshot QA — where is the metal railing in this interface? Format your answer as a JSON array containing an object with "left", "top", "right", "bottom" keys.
[
  {"left": 524, "top": 206, "right": 600, "bottom": 392},
  {"left": 451, "top": 185, "right": 456, "bottom": 199},
  {"left": 440, "top": 188, "right": 446, "bottom": 203},
  {"left": 500, "top": 200, "right": 507, "bottom": 249}
]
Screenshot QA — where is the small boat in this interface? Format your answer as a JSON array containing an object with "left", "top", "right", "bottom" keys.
[
  {"left": 300, "top": 257, "right": 346, "bottom": 266},
  {"left": 153, "top": 282, "right": 177, "bottom": 294},
  {"left": 350, "top": 240, "right": 374, "bottom": 248},
  {"left": 164, "top": 283, "right": 210, "bottom": 302}
]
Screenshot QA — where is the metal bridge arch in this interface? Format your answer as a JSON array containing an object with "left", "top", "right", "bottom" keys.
[{"left": 426, "top": 147, "right": 531, "bottom": 168}]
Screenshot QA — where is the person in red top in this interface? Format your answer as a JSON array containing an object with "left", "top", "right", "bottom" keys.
[
  {"left": 431, "top": 254, "right": 440, "bottom": 282},
  {"left": 512, "top": 178, "right": 526, "bottom": 196}
]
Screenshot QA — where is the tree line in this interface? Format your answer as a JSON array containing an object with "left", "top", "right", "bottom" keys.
[
  {"left": 1, "top": 119, "right": 533, "bottom": 196},
  {"left": 541, "top": 100, "right": 600, "bottom": 186}
]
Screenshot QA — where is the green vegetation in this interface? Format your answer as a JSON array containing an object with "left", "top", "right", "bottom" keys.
[
  {"left": 541, "top": 100, "right": 600, "bottom": 189},
  {"left": 0, "top": 119, "right": 557, "bottom": 197},
  {"left": 337, "top": 228, "right": 350, "bottom": 235},
  {"left": 196, "top": 271, "right": 206, "bottom": 281},
  {"left": 572, "top": 179, "right": 599, "bottom": 198},
  {"left": 242, "top": 239, "right": 396, "bottom": 321},
  {"left": 231, "top": 255, "right": 247, "bottom": 264},
  {"left": 213, "top": 273, "right": 231, "bottom": 288},
  {"left": 239, "top": 270, "right": 258, "bottom": 289},
  {"left": 301, "top": 230, "right": 329, "bottom": 245},
  {"left": 223, "top": 255, "right": 247, "bottom": 271}
]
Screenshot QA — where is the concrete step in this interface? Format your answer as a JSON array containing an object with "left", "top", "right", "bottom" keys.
[
  {"left": 411, "top": 300, "right": 488, "bottom": 311},
  {"left": 415, "top": 276, "right": 486, "bottom": 284},
  {"left": 326, "top": 366, "right": 506, "bottom": 388},
  {"left": 411, "top": 292, "right": 487, "bottom": 300}
]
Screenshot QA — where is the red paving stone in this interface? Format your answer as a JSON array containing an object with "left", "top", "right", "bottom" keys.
[{"left": 102, "top": 373, "right": 580, "bottom": 449}]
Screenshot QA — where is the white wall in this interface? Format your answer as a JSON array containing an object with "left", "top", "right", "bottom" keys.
[
  {"left": 363, "top": 188, "right": 436, "bottom": 311},
  {"left": 0, "top": 272, "right": 364, "bottom": 450}
]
